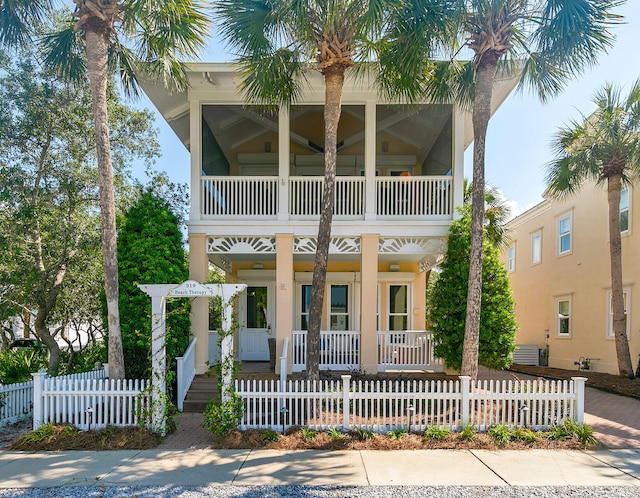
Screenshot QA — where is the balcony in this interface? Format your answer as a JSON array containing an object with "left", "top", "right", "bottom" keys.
[{"left": 200, "top": 175, "right": 452, "bottom": 221}]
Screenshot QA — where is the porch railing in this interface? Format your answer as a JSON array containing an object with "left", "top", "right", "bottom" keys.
[
  {"left": 376, "top": 176, "right": 452, "bottom": 217},
  {"left": 377, "top": 330, "right": 444, "bottom": 372},
  {"left": 176, "top": 337, "right": 197, "bottom": 412},
  {"left": 200, "top": 175, "right": 452, "bottom": 219},
  {"left": 292, "top": 330, "right": 360, "bottom": 372},
  {"left": 201, "top": 176, "right": 278, "bottom": 217},
  {"left": 289, "top": 177, "right": 365, "bottom": 218}
]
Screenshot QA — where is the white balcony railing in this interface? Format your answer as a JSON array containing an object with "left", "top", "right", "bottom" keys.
[
  {"left": 201, "top": 176, "right": 278, "bottom": 217},
  {"left": 200, "top": 175, "right": 452, "bottom": 219},
  {"left": 289, "top": 176, "right": 365, "bottom": 218},
  {"left": 376, "top": 176, "right": 452, "bottom": 217}
]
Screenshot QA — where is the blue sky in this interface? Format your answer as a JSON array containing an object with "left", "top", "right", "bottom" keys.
[{"left": 138, "top": 2, "right": 639, "bottom": 216}]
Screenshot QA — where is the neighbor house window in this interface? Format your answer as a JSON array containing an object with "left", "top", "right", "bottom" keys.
[
  {"left": 531, "top": 231, "right": 542, "bottom": 265},
  {"left": 607, "top": 289, "right": 631, "bottom": 339},
  {"left": 508, "top": 245, "right": 516, "bottom": 272},
  {"left": 558, "top": 214, "right": 572, "bottom": 255},
  {"left": 620, "top": 188, "right": 629, "bottom": 233},
  {"left": 557, "top": 298, "right": 571, "bottom": 337},
  {"left": 329, "top": 284, "right": 349, "bottom": 330}
]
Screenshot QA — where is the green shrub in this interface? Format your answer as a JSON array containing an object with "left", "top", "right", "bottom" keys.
[
  {"left": 301, "top": 427, "right": 317, "bottom": 442},
  {"left": 547, "top": 420, "right": 596, "bottom": 446},
  {"left": 458, "top": 424, "right": 477, "bottom": 441},
  {"left": 423, "top": 426, "right": 450, "bottom": 441},
  {"left": 203, "top": 394, "right": 244, "bottom": 441},
  {"left": 22, "top": 423, "right": 55, "bottom": 443},
  {"left": 355, "top": 427, "right": 376, "bottom": 441},
  {"left": 0, "top": 349, "right": 47, "bottom": 384},
  {"left": 388, "top": 428, "right": 407, "bottom": 440},
  {"left": 328, "top": 428, "right": 345, "bottom": 441},
  {"left": 511, "top": 427, "right": 538, "bottom": 444},
  {"left": 488, "top": 425, "right": 511, "bottom": 446},
  {"left": 262, "top": 429, "right": 279, "bottom": 442}
]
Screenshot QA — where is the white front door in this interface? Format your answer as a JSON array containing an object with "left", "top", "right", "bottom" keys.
[{"left": 239, "top": 284, "right": 273, "bottom": 361}]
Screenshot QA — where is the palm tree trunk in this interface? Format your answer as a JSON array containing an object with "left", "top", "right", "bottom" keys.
[
  {"left": 606, "top": 174, "right": 634, "bottom": 378},
  {"left": 84, "top": 19, "right": 125, "bottom": 380},
  {"left": 461, "top": 51, "right": 499, "bottom": 379},
  {"left": 306, "top": 65, "right": 345, "bottom": 382}
]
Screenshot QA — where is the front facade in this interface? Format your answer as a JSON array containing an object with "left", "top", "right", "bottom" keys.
[
  {"left": 501, "top": 180, "right": 639, "bottom": 375},
  {"left": 142, "top": 63, "right": 517, "bottom": 375}
]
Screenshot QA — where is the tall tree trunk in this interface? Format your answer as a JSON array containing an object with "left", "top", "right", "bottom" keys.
[
  {"left": 606, "top": 174, "right": 634, "bottom": 378},
  {"left": 84, "top": 20, "right": 125, "bottom": 380},
  {"left": 461, "top": 51, "right": 499, "bottom": 379},
  {"left": 34, "top": 308, "right": 61, "bottom": 375},
  {"left": 306, "top": 65, "right": 345, "bottom": 382}
]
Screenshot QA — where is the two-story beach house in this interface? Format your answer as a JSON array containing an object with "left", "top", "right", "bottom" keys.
[{"left": 141, "top": 63, "right": 517, "bottom": 375}]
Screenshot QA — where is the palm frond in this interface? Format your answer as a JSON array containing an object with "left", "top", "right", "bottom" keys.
[
  {"left": 40, "top": 20, "right": 87, "bottom": 87},
  {"left": 0, "top": 0, "right": 49, "bottom": 49}
]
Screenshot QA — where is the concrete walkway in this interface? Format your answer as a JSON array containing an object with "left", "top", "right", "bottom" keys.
[{"left": 0, "top": 448, "right": 639, "bottom": 488}]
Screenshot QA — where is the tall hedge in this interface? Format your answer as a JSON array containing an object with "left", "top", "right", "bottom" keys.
[
  {"left": 431, "top": 210, "right": 517, "bottom": 371},
  {"left": 116, "top": 190, "right": 190, "bottom": 379}
]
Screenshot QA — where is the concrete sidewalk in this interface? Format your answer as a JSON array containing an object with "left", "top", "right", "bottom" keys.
[{"left": 0, "top": 448, "right": 639, "bottom": 489}]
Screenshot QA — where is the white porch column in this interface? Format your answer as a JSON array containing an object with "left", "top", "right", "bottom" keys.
[
  {"left": 276, "top": 233, "right": 294, "bottom": 374},
  {"left": 150, "top": 294, "right": 167, "bottom": 434},
  {"left": 189, "top": 233, "right": 210, "bottom": 374},
  {"left": 189, "top": 100, "right": 202, "bottom": 221},
  {"left": 278, "top": 106, "right": 290, "bottom": 221},
  {"left": 452, "top": 107, "right": 465, "bottom": 219},
  {"left": 364, "top": 100, "right": 376, "bottom": 221},
  {"left": 360, "top": 233, "right": 379, "bottom": 373}
]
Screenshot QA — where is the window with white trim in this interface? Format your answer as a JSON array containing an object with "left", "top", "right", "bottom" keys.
[
  {"left": 620, "top": 188, "right": 629, "bottom": 233},
  {"left": 329, "top": 284, "right": 349, "bottom": 330},
  {"left": 388, "top": 284, "right": 409, "bottom": 331},
  {"left": 607, "top": 288, "right": 631, "bottom": 339},
  {"left": 531, "top": 231, "right": 542, "bottom": 265},
  {"left": 300, "top": 284, "right": 312, "bottom": 330},
  {"left": 558, "top": 214, "right": 572, "bottom": 255},
  {"left": 556, "top": 298, "right": 571, "bottom": 337},
  {"left": 508, "top": 245, "right": 516, "bottom": 272}
]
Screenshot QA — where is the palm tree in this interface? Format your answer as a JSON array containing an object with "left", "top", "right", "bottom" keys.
[
  {"left": 546, "top": 81, "right": 640, "bottom": 379},
  {"left": 2, "top": 2, "right": 209, "bottom": 379},
  {"left": 215, "top": 0, "right": 455, "bottom": 380},
  {"left": 463, "top": 180, "right": 512, "bottom": 249},
  {"left": 418, "top": 0, "right": 623, "bottom": 379}
]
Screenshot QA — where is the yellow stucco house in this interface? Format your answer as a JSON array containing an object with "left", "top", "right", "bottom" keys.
[
  {"left": 501, "top": 180, "right": 639, "bottom": 375},
  {"left": 142, "top": 63, "right": 517, "bottom": 376}
]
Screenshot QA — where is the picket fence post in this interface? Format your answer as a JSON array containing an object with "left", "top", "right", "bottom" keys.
[
  {"left": 341, "top": 375, "right": 351, "bottom": 430},
  {"left": 459, "top": 376, "right": 471, "bottom": 427},
  {"left": 572, "top": 376, "right": 587, "bottom": 424},
  {"left": 31, "top": 370, "right": 47, "bottom": 430}
]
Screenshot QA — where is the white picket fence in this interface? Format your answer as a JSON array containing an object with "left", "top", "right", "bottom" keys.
[
  {"left": 0, "top": 380, "right": 33, "bottom": 427},
  {"left": 32, "top": 371, "right": 150, "bottom": 431},
  {"left": 0, "top": 365, "right": 109, "bottom": 428},
  {"left": 235, "top": 375, "right": 587, "bottom": 432}
]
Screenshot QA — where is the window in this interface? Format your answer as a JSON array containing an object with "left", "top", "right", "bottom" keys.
[
  {"left": 620, "top": 188, "right": 629, "bottom": 233},
  {"left": 558, "top": 214, "right": 572, "bottom": 255},
  {"left": 388, "top": 285, "right": 409, "bottom": 331},
  {"left": 607, "top": 289, "right": 631, "bottom": 339},
  {"left": 557, "top": 298, "right": 571, "bottom": 337},
  {"left": 531, "top": 232, "right": 542, "bottom": 265},
  {"left": 507, "top": 245, "right": 516, "bottom": 272},
  {"left": 300, "top": 285, "right": 312, "bottom": 330},
  {"left": 329, "top": 284, "right": 349, "bottom": 330}
]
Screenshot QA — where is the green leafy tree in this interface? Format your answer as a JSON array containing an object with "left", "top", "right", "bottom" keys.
[
  {"left": 0, "top": 45, "right": 157, "bottom": 374},
  {"left": 215, "top": 0, "right": 454, "bottom": 380},
  {"left": 1, "top": 1, "right": 209, "bottom": 380},
  {"left": 415, "top": 0, "right": 624, "bottom": 378},
  {"left": 116, "top": 190, "right": 190, "bottom": 380},
  {"left": 546, "top": 80, "right": 640, "bottom": 378},
  {"left": 431, "top": 207, "right": 517, "bottom": 371}
]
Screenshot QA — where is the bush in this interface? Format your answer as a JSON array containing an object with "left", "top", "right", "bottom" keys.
[
  {"left": 423, "top": 426, "right": 450, "bottom": 441},
  {"left": 203, "top": 394, "right": 245, "bottom": 441},
  {"left": 0, "top": 349, "right": 48, "bottom": 384}
]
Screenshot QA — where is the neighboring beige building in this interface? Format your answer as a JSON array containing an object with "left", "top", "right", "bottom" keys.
[
  {"left": 142, "top": 63, "right": 517, "bottom": 375},
  {"left": 501, "top": 179, "right": 638, "bottom": 375}
]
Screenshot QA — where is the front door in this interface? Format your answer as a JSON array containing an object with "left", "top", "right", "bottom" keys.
[{"left": 239, "top": 285, "right": 273, "bottom": 361}]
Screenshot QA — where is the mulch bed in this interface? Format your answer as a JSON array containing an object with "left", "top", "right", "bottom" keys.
[{"left": 508, "top": 364, "right": 640, "bottom": 401}]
